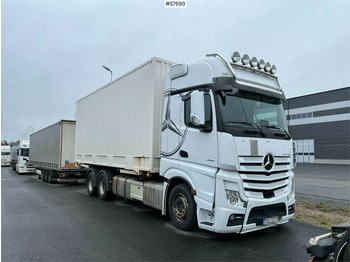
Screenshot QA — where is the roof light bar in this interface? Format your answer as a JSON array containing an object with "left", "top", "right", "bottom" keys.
[{"left": 230, "top": 51, "right": 277, "bottom": 75}]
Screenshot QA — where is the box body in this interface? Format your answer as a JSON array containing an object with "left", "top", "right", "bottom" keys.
[{"left": 75, "top": 58, "right": 173, "bottom": 173}]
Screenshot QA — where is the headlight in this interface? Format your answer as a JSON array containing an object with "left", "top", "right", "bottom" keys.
[{"left": 225, "top": 190, "right": 247, "bottom": 207}]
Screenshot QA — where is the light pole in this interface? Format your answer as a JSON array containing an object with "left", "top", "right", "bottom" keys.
[{"left": 102, "top": 66, "right": 113, "bottom": 82}]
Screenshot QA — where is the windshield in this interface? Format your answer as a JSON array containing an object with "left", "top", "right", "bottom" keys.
[
  {"left": 216, "top": 90, "right": 290, "bottom": 139},
  {"left": 20, "top": 148, "right": 30, "bottom": 157},
  {"left": 1, "top": 152, "right": 10, "bottom": 156}
]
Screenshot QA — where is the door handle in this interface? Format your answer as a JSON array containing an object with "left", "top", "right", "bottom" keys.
[{"left": 180, "top": 150, "right": 188, "bottom": 158}]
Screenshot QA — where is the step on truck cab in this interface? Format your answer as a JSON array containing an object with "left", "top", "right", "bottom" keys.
[
  {"left": 10, "top": 140, "right": 36, "bottom": 174},
  {"left": 76, "top": 52, "right": 296, "bottom": 233},
  {"left": 1, "top": 145, "right": 11, "bottom": 166}
]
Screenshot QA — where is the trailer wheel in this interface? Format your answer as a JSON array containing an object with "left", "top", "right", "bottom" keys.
[
  {"left": 168, "top": 184, "right": 197, "bottom": 231},
  {"left": 12, "top": 163, "right": 15, "bottom": 171},
  {"left": 48, "top": 171, "right": 55, "bottom": 184},
  {"left": 42, "top": 170, "right": 47, "bottom": 183},
  {"left": 87, "top": 171, "right": 97, "bottom": 197},
  {"left": 97, "top": 171, "right": 111, "bottom": 200}
]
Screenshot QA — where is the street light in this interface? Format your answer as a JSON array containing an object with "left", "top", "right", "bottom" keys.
[{"left": 102, "top": 66, "right": 113, "bottom": 82}]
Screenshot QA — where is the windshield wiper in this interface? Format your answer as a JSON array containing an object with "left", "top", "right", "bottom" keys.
[
  {"left": 225, "top": 122, "right": 266, "bottom": 137},
  {"left": 261, "top": 124, "right": 291, "bottom": 139}
]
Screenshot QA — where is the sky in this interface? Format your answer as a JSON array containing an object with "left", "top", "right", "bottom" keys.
[{"left": 1, "top": 0, "right": 349, "bottom": 142}]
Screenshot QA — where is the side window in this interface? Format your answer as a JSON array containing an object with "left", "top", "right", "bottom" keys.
[{"left": 184, "top": 93, "right": 212, "bottom": 129}]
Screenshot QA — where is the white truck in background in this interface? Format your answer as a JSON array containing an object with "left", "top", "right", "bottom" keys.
[
  {"left": 1, "top": 145, "right": 11, "bottom": 166},
  {"left": 76, "top": 52, "right": 296, "bottom": 233},
  {"left": 29, "top": 120, "right": 87, "bottom": 183},
  {"left": 10, "top": 140, "right": 35, "bottom": 174}
]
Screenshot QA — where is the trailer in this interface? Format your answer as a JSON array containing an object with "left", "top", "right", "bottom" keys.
[
  {"left": 29, "top": 120, "right": 86, "bottom": 183},
  {"left": 76, "top": 54, "right": 296, "bottom": 233}
]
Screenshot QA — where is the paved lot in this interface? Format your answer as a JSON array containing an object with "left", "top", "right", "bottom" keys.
[
  {"left": 294, "top": 163, "right": 350, "bottom": 201},
  {"left": 2, "top": 166, "right": 328, "bottom": 261}
]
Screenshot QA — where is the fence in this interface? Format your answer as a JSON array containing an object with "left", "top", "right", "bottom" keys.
[{"left": 293, "top": 144, "right": 350, "bottom": 202}]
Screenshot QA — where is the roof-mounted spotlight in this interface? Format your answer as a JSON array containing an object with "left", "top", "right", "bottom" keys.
[
  {"left": 265, "top": 62, "right": 271, "bottom": 72},
  {"left": 271, "top": 65, "right": 277, "bottom": 74},
  {"left": 241, "top": 54, "right": 250, "bottom": 65},
  {"left": 258, "top": 59, "right": 265, "bottom": 70},
  {"left": 250, "top": 57, "right": 258, "bottom": 68},
  {"left": 231, "top": 51, "right": 241, "bottom": 63}
]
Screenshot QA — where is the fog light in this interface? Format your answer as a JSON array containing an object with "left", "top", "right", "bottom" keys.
[
  {"left": 231, "top": 51, "right": 240, "bottom": 63},
  {"left": 229, "top": 214, "right": 235, "bottom": 221},
  {"left": 241, "top": 54, "right": 250, "bottom": 65}
]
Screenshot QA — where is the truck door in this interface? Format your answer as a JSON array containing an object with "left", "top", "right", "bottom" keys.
[{"left": 178, "top": 90, "right": 218, "bottom": 206}]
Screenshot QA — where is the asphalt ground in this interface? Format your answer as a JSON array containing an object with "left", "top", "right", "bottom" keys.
[
  {"left": 293, "top": 163, "right": 350, "bottom": 201},
  {"left": 1, "top": 166, "right": 329, "bottom": 262}
]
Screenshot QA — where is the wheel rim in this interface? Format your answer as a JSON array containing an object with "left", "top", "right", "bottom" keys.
[
  {"left": 99, "top": 178, "right": 106, "bottom": 195},
  {"left": 88, "top": 175, "right": 93, "bottom": 192},
  {"left": 172, "top": 193, "right": 189, "bottom": 222}
]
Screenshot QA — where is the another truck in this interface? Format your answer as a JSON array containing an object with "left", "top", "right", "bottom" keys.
[
  {"left": 29, "top": 120, "right": 86, "bottom": 183},
  {"left": 1, "top": 145, "right": 11, "bottom": 166},
  {"left": 76, "top": 53, "right": 296, "bottom": 233},
  {"left": 10, "top": 140, "right": 35, "bottom": 174}
]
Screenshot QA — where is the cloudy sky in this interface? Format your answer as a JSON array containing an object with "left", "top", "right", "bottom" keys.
[{"left": 2, "top": 0, "right": 349, "bottom": 142}]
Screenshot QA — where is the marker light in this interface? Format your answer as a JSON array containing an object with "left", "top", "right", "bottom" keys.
[
  {"left": 241, "top": 54, "right": 250, "bottom": 65},
  {"left": 231, "top": 52, "right": 240, "bottom": 63},
  {"left": 271, "top": 65, "right": 277, "bottom": 74},
  {"left": 250, "top": 57, "right": 258, "bottom": 68},
  {"left": 258, "top": 59, "right": 265, "bottom": 70},
  {"left": 265, "top": 62, "right": 271, "bottom": 72}
]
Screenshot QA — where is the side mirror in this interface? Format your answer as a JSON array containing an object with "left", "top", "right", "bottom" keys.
[{"left": 190, "top": 91, "right": 205, "bottom": 126}]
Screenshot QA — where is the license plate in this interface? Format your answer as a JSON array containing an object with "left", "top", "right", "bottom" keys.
[{"left": 263, "top": 217, "right": 281, "bottom": 226}]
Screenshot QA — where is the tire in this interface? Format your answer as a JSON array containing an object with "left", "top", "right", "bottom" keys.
[
  {"left": 41, "top": 169, "right": 46, "bottom": 183},
  {"left": 87, "top": 171, "right": 97, "bottom": 197},
  {"left": 48, "top": 170, "right": 55, "bottom": 184},
  {"left": 12, "top": 163, "right": 15, "bottom": 171},
  {"left": 168, "top": 184, "right": 197, "bottom": 231},
  {"left": 97, "top": 170, "right": 111, "bottom": 200}
]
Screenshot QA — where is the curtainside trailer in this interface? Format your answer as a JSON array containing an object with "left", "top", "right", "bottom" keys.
[
  {"left": 29, "top": 120, "right": 87, "bottom": 183},
  {"left": 76, "top": 54, "right": 296, "bottom": 233}
]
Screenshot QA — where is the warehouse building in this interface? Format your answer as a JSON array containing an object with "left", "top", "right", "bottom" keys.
[{"left": 283, "top": 87, "right": 350, "bottom": 164}]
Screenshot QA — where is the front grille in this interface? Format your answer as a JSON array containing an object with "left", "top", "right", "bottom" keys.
[
  {"left": 247, "top": 203, "right": 287, "bottom": 225},
  {"left": 239, "top": 155, "right": 291, "bottom": 199}
]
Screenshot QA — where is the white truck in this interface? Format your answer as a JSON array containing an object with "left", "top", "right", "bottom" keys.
[
  {"left": 1, "top": 145, "right": 11, "bottom": 166},
  {"left": 29, "top": 120, "right": 87, "bottom": 183},
  {"left": 10, "top": 140, "right": 35, "bottom": 174},
  {"left": 76, "top": 52, "right": 296, "bottom": 233}
]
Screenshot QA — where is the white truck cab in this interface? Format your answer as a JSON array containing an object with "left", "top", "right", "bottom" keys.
[
  {"left": 10, "top": 140, "right": 35, "bottom": 174},
  {"left": 1, "top": 146, "right": 11, "bottom": 166},
  {"left": 160, "top": 52, "right": 296, "bottom": 233}
]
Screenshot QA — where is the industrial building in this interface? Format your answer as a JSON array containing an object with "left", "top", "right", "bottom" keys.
[{"left": 283, "top": 87, "right": 350, "bottom": 164}]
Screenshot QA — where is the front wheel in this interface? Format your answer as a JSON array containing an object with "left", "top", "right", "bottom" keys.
[{"left": 168, "top": 184, "right": 197, "bottom": 231}]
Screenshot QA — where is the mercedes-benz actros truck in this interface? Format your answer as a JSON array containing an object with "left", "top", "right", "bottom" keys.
[{"left": 76, "top": 52, "right": 296, "bottom": 233}]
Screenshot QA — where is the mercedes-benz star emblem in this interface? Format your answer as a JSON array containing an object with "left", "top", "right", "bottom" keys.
[{"left": 263, "top": 154, "right": 274, "bottom": 171}]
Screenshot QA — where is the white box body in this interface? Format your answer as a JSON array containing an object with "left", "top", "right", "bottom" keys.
[{"left": 75, "top": 58, "right": 173, "bottom": 173}]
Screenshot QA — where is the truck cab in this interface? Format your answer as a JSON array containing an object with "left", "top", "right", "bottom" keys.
[
  {"left": 160, "top": 52, "right": 296, "bottom": 233},
  {"left": 11, "top": 140, "right": 35, "bottom": 174},
  {"left": 1, "top": 146, "right": 11, "bottom": 166}
]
